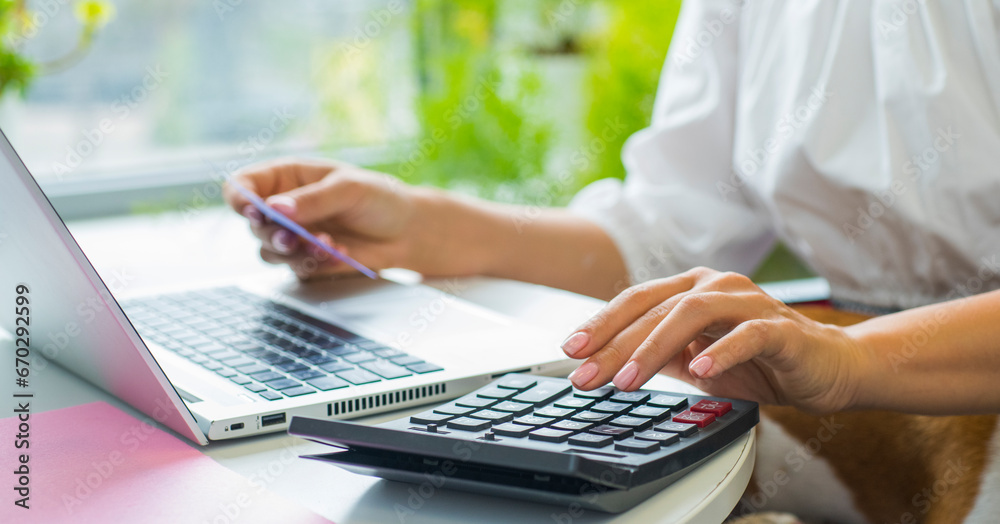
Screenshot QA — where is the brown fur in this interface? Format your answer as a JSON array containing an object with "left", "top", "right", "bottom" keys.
[{"left": 746, "top": 306, "right": 997, "bottom": 523}]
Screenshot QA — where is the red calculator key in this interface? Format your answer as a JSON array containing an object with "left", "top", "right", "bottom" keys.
[
  {"left": 672, "top": 410, "right": 715, "bottom": 428},
  {"left": 691, "top": 400, "right": 732, "bottom": 417}
]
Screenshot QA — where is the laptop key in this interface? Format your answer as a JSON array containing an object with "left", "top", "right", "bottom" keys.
[
  {"left": 307, "top": 376, "right": 350, "bottom": 391},
  {"left": 291, "top": 368, "right": 325, "bottom": 381},
  {"left": 490, "top": 401, "right": 534, "bottom": 416},
  {"left": 389, "top": 355, "right": 423, "bottom": 366},
  {"left": 319, "top": 360, "right": 354, "bottom": 373},
  {"left": 220, "top": 356, "right": 256, "bottom": 368},
  {"left": 244, "top": 382, "right": 267, "bottom": 393},
  {"left": 406, "top": 362, "right": 444, "bottom": 374},
  {"left": 214, "top": 367, "right": 239, "bottom": 378},
  {"left": 229, "top": 374, "right": 253, "bottom": 385},
  {"left": 360, "top": 360, "right": 412, "bottom": 379},
  {"left": 233, "top": 363, "right": 269, "bottom": 375},
  {"left": 268, "top": 378, "right": 302, "bottom": 390},
  {"left": 201, "top": 360, "right": 224, "bottom": 371},
  {"left": 345, "top": 351, "right": 377, "bottom": 364},
  {"left": 275, "top": 360, "right": 309, "bottom": 373},
  {"left": 282, "top": 386, "right": 316, "bottom": 397},
  {"left": 336, "top": 368, "right": 382, "bottom": 385},
  {"left": 250, "top": 371, "right": 284, "bottom": 383},
  {"left": 259, "top": 390, "right": 283, "bottom": 401}
]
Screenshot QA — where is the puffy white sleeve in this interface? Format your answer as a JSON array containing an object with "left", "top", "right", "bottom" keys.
[{"left": 568, "top": 0, "right": 776, "bottom": 284}]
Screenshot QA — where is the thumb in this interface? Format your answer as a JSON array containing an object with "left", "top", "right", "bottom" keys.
[{"left": 264, "top": 176, "right": 364, "bottom": 225}]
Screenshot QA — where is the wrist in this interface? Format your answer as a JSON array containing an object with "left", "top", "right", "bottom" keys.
[
  {"left": 835, "top": 324, "right": 878, "bottom": 411},
  {"left": 403, "top": 187, "right": 501, "bottom": 276}
]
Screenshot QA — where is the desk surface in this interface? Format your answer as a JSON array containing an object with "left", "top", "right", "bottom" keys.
[{"left": 1, "top": 207, "right": 755, "bottom": 523}]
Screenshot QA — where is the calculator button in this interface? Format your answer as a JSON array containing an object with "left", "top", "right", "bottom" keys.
[
  {"left": 491, "top": 401, "right": 535, "bottom": 416},
  {"left": 455, "top": 396, "right": 498, "bottom": 409},
  {"left": 589, "top": 425, "right": 634, "bottom": 440},
  {"left": 434, "top": 404, "right": 475, "bottom": 416},
  {"left": 654, "top": 422, "right": 699, "bottom": 437},
  {"left": 610, "top": 391, "right": 651, "bottom": 405},
  {"left": 615, "top": 437, "right": 660, "bottom": 454},
  {"left": 469, "top": 410, "right": 514, "bottom": 423},
  {"left": 446, "top": 417, "right": 493, "bottom": 432},
  {"left": 528, "top": 428, "right": 573, "bottom": 443},
  {"left": 514, "top": 415, "right": 556, "bottom": 427},
  {"left": 568, "top": 433, "right": 613, "bottom": 448},
  {"left": 648, "top": 394, "right": 688, "bottom": 409},
  {"left": 551, "top": 419, "right": 592, "bottom": 432},
  {"left": 513, "top": 383, "right": 573, "bottom": 405},
  {"left": 609, "top": 415, "right": 653, "bottom": 431},
  {"left": 492, "top": 422, "right": 534, "bottom": 438},
  {"left": 477, "top": 386, "right": 517, "bottom": 400},
  {"left": 571, "top": 411, "right": 612, "bottom": 423},
  {"left": 572, "top": 386, "right": 614, "bottom": 400},
  {"left": 628, "top": 406, "right": 671, "bottom": 421},
  {"left": 691, "top": 400, "right": 732, "bottom": 417},
  {"left": 410, "top": 412, "right": 454, "bottom": 425},
  {"left": 533, "top": 406, "right": 574, "bottom": 420},
  {"left": 591, "top": 401, "right": 633, "bottom": 415},
  {"left": 554, "top": 396, "right": 595, "bottom": 410},
  {"left": 496, "top": 375, "right": 537, "bottom": 390},
  {"left": 673, "top": 410, "right": 716, "bottom": 428},
  {"left": 634, "top": 430, "right": 680, "bottom": 446}
]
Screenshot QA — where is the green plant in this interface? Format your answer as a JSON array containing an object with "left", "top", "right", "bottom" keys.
[{"left": 0, "top": 0, "right": 115, "bottom": 97}]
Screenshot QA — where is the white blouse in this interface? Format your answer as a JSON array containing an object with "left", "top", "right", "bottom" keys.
[{"left": 570, "top": 0, "right": 1000, "bottom": 310}]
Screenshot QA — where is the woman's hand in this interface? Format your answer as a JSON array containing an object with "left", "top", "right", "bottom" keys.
[
  {"left": 223, "top": 158, "right": 427, "bottom": 279},
  {"left": 561, "top": 267, "right": 870, "bottom": 414}
]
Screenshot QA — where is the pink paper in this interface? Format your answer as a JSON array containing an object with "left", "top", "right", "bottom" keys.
[{"left": 1, "top": 401, "right": 332, "bottom": 524}]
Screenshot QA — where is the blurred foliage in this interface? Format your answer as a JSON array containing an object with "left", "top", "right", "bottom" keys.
[
  {"left": 0, "top": 0, "right": 115, "bottom": 97},
  {"left": 319, "top": 0, "right": 682, "bottom": 204}
]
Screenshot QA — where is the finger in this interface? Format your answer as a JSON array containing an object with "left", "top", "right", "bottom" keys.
[
  {"left": 223, "top": 158, "right": 345, "bottom": 212},
  {"left": 561, "top": 267, "right": 714, "bottom": 358},
  {"left": 612, "top": 292, "right": 759, "bottom": 391},
  {"left": 263, "top": 170, "right": 375, "bottom": 225},
  {"left": 249, "top": 220, "right": 302, "bottom": 255},
  {"left": 686, "top": 319, "right": 785, "bottom": 380}
]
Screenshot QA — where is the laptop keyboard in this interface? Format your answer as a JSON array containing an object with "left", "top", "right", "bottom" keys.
[{"left": 121, "top": 287, "right": 443, "bottom": 401}]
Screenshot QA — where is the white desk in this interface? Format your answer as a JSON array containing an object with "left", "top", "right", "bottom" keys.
[{"left": 1, "top": 207, "right": 755, "bottom": 523}]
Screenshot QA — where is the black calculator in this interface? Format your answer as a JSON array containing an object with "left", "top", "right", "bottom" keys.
[{"left": 288, "top": 374, "right": 758, "bottom": 513}]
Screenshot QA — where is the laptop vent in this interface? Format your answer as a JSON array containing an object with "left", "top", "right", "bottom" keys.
[{"left": 328, "top": 383, "right": 447, "bottom": 417}]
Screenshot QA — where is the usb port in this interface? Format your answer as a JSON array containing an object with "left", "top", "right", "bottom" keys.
[
  {"left": 230, "top": 422, "right": 245, "bottom": 431},
  {"left": 261, "top": 413, "right": 286, "bottom": 427}
]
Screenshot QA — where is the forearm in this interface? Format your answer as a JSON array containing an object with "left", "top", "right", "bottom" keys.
[
  {"left": 846, "top": 289, "right": 1000, "bottom": 414},
  {"left": 410, "top": 188, "right": 629, "bottom": 300}
]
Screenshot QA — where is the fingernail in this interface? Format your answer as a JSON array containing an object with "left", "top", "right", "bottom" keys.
[
  {"left": 561, "top": 332, "right": 589, "bottom": 357},
  {"left": 613, "top": 361, "right": 639, "bottom": 390},
  {"left": 242, "top": 205, "right": 263, "bottom": 227},
  {"left": 272, "top": 229, "right": 297, "bottom": 254},
  {"left": 689, "top": 356, "right": 714, "bottom": 378},
  {"left": 568, "top": 362, "right": 598, "bottom": 388},
  {"left": 267, "top": 195, "right": 297, "bottom": 218}
]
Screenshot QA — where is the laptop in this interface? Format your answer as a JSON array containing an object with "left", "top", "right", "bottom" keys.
[{"left": 0, "top": 129, "right": 576, "bottom": 445}]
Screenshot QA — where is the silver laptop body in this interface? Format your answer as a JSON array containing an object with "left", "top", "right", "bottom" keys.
[{"left": 0, "top": 129, "right": 574, "bottom": 444}]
